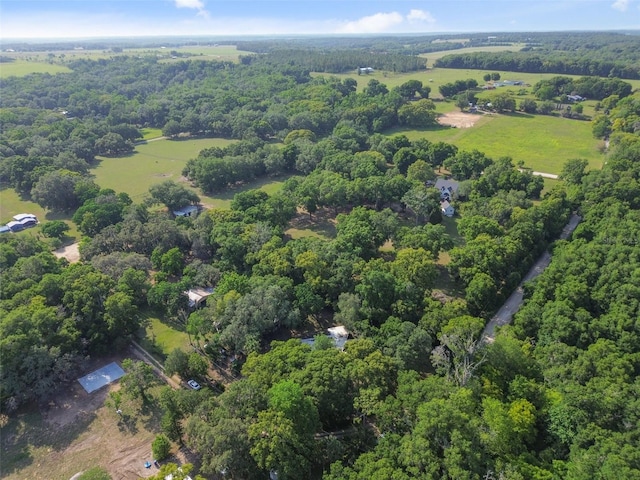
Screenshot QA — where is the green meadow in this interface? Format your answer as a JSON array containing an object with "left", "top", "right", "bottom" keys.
[
  {"left": 3, "top": 45, "right": 254, "bottom": 67},
  {"left": 92, "top": 137, "right": 236, "bottom": 203},
  {"left": 93, "top": 137, "right": 291, "bottom": 209},
  {"left": 419, "top": 44, "right": 526, "bottom": 66},
  {"left": 0, "top": 60, "right": 72, "bottom": 78},
  {"left": 388, "top": 112, "right": 604, "bottom": 174},
  {"left": 315, "top": 64, "right": 638, "bottom": 102}
]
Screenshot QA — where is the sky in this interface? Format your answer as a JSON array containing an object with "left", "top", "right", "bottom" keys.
[{"left": 0, "top": 0, "right": 639, "bottom": 40}]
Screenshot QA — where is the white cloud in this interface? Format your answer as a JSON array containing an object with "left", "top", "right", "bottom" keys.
[
  {"left": 337, "top": 12, "right": 404, "bottom": 33},
  {"left": 335, "top": 10, "right": 438, "bottom": 34},
  {"left": 612, "top": 0, "right": 630, "bottom": 11},
  {"left": 407, "top": 9, "right": 435, "bottom": 24},
  {"left": 174, "top": 0, "right": 209, "bottom": 19},
  {"left": 175, "top": 0, "right": 205, "bottom": 9}
]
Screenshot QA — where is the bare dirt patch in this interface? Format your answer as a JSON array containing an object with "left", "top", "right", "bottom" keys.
[
  {"left": 1, "top": 353, "right": 177, "bottom": 480},
  {"left": 53, "top": 242, "right": 80, "bottom": 263},
  {"left": 437, "top": 111, "right": 486, "bottom": 129}
]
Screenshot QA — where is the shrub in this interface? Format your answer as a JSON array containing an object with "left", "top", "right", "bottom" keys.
[{"left": 152, "top": 434, "right": 172, "bottom": 461}]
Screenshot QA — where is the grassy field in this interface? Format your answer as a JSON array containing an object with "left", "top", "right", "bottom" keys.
[
  {"left": 387, "top": 111, "right": 603, "bottom": 174},
  {"left": 3, "top": 45, "right": 254, "bottom": 67},
  {"left": 142, "top": 314, "right": 191, "bottom": 360},
  {"left": 94, "top": 137, "right": 294, "bottom": 210},
  {"left": 420, "top": 44, "right": 526, "bottom": 66},
  {"left": 314, "top": 66, "right": 637, "bottom": 101},
  {"left": 2, "top": 137, "right": 291, "bottom": 244},
  {"left": 140, "top": 127, "right": 163, "bottom": 140},
  {"left": 93, "top": 137, "right": 236, "bottom": 203},
  {"left": 0, "top": 60, "right": 72, "bottom": 77}
]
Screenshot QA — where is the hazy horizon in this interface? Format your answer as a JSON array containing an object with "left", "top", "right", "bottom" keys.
[{"left": 1, "top": 0, "right": 639, "bottom": 41}]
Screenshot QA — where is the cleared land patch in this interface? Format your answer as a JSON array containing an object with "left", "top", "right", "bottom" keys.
[
  {"left": 0, "top": 353, "right": 165, "bottom": 480},
  {"left": 92, "top": 137, "right": 236, "bottom": 203},
  {"left": 437, "top": 111, "right": 488, "bottom": 129},
  {"left": 389, "top": 112, "right": 602, "bottom": 175}
]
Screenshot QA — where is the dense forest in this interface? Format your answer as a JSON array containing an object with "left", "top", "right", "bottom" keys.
[
  {"left": 434, "top": 32, "right": 640, "bottom": 79},
  {"left": 1, "top": 36, "right": 640, "bottom": 479}
]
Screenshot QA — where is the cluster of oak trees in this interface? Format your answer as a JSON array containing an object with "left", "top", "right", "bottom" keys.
[{"left": 2, "top": 45, "right": 639, "bottom": 478}]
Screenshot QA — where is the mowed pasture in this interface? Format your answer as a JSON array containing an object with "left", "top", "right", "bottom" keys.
[
  {"left": 315, "top": 63, "right": 606, "bottom": 174},
  {"left": 93, "top": 137, "right": 291, "bottom": 210},
  {"left": 388, "top": 112, "right": 603, "bottom": 174},
  {"left": 92, "top": 137, "right": 236, "bottom": 203}
]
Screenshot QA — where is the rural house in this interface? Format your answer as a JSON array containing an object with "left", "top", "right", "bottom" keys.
[{"left": 435, "top": 178, "right": 459, "bottom": 201}]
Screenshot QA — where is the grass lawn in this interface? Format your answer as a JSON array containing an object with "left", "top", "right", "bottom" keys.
[
  {"left": 0, "top": 60, "right": 72, "bottom": 77},
  {"left": 142, "top": 313, "right": 191, "bottom": 360},
  {"left": 0, "top": 188, "right": 82, "bottom": 243},
  {"left": 140, "top": 127, "right": 163, "bottom": 140}
]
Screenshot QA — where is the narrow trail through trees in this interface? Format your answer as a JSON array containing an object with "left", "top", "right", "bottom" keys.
[{"left": 481, "top": 213, "right": 581, "bottom": 343}]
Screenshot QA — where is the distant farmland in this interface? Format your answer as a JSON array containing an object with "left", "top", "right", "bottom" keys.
[{"left": 0, "top": 60, "right": 72, "bottom": 77}]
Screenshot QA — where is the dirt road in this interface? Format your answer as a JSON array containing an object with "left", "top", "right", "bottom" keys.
[{"left": 482, "top": 213, "right": 581, "bottom": 343}]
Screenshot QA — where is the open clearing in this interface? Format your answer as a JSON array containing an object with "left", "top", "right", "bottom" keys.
[
  {"left": 419, "top": 44, "right": 525, "bottom": 65},
  {"left": 389, "top": 111, "right": 603, "bottom": 174},
  {"left": 0, "top": 60, "right": 72, "bottom": 78},
  {"left": 2, "top": 45, "right": 255, "bottom": 67},
  {"left": 0, "top": 352, "right": 172, "bottom": 480},
  {"left": 92, "top": 137, "right": 236, "bottom": 203},
  {"left": 437, "top": 111, "right": 488, "bottom": 129}
]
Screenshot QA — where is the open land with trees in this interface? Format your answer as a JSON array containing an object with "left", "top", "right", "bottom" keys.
[{"left": 1, "top": 31, "right": 640, "bottom": 479}]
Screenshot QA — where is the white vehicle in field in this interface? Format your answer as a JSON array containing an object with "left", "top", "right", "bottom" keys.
[{"left": 187, "top": 379, "right": 201, "bottom": 390}]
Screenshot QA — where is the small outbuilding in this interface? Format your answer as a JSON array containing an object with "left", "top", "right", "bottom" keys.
[
  {"left": 441, "top": 200, "right": 455, "bottom": 217},
  {"left": 185, "top": 287, "right": 214, "bottom": 309}
]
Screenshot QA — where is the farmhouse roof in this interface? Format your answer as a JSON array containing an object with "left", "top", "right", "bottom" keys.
[
  {"left": 185, "top": 287, "right": 214, "bottom": 308},
  {"left": 435, "top": 178, "right": 459, "bottom": 195}
]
